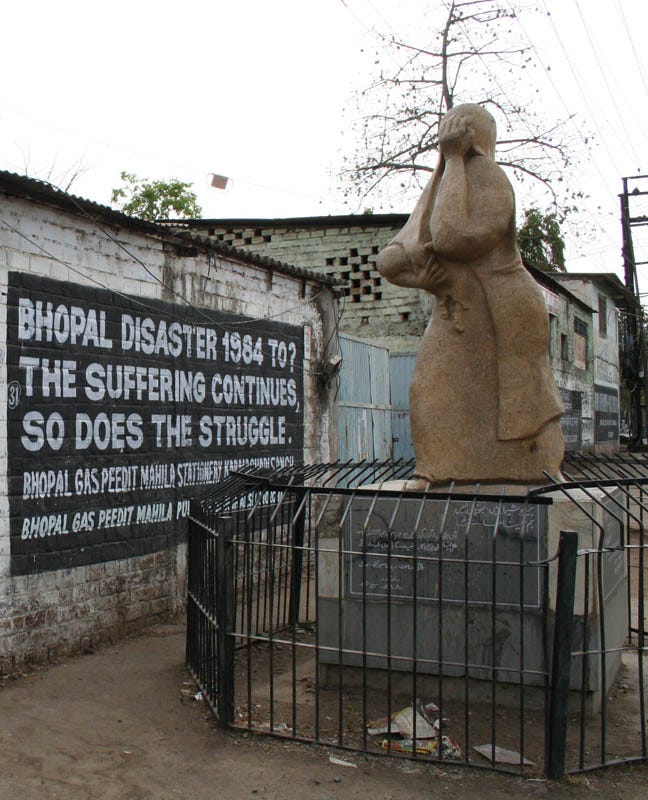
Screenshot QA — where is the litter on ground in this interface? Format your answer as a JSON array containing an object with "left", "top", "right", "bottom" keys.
[{"left": 474, "top": 744, "right": 535, "bottom": 766}]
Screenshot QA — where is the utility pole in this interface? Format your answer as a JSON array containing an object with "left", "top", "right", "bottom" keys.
[{"left": 620, "top": 175, "right": 648, "bottom": 448}]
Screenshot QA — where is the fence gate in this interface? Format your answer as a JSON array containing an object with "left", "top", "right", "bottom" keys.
[{"left": 186, "top": 455, "right": 648, "bottom": 778}]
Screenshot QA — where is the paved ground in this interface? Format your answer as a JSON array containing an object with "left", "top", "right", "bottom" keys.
[{"left": 0, "top": 619, "right": 646, "bottom": 800}]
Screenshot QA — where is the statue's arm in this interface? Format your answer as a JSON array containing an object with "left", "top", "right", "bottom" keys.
[
  {"left": 430, "top": 156, "right": 513, "bottom": 262},
  {"left": 376, "top": 241, "right": 447, "bottom": 290},
  {"left": 376, "top": 176, "right": 449, "bottom": 293},
  {"left": 428, "top": 113, "right": 513, "bottom": 262}
]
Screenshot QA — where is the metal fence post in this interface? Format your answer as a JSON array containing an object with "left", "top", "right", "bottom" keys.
[
  {"left": 546, "top": 530, "right": 579, "bottom": 780},
  {"left": 289, "top": 489, "right": 306, "bottom": 628},
  {"left": 216, "top": 515, "right": 235, "bottom": 729},
  {"left": 185, "top": 514, "right": 196, "bottom": 673}
]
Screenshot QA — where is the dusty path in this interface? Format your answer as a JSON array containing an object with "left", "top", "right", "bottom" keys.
[{"left": 0, "top": 620, "right": 646, "bottom": 800}]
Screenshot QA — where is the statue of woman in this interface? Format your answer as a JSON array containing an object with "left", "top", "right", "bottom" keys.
[{"left": 377, "top": 103, "right": 564, "bottom": 483}]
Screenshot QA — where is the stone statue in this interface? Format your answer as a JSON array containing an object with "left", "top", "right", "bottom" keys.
[{"left": 377, "top": 103, "right": 564, "bottom": 484}]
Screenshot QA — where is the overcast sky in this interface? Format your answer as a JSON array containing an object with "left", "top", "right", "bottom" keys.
[{"left": 1, "top": 1, "right": 647, "bottom": 283}]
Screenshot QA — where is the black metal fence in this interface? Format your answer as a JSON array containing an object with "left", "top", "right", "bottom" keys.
[{"left": 186, "top": 456, "right": 648, "bottom": 777}]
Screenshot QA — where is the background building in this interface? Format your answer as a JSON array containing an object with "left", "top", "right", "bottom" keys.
[
  {"left": 174, "top": 216, "right": 628, "bottom": 458},
  {"left": 548, "top": 272, "right": 635, "bottom": 455},
  {"left": 165, "top": 215, "right": 430, "bottom": 352}
]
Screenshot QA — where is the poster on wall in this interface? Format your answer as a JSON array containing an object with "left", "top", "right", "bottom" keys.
[
  {"left": 6, "top": 272, "right": 304, "bottom": 575},
  {"left": 559, "top": 388, "right": 582, "bottom": 452},
  {"left": 594, "top": 384, "right": 619, "bottom": 444}
]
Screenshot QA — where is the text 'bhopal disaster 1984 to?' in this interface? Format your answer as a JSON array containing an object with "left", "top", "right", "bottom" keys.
[{"left": 14, "top": 298, "right": 300, "bottom": 453}]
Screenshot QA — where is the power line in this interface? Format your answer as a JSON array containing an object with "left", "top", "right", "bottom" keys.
[
  {"left": 451, "top": 2, "right": 576, "bottom": 205},
  {"left": 613, "top": 0, "right": 648, "bottom": 108},
  {"left": 338, "top": 0, "right": 408, "bottom": 71},
  {"left": 506, "top": 1, "right": 623, "bottom": 253},
  {"left": 0, "top": 209, "right": 330, "bottom": 377},
  {"left": 0, "top": 99, "right": 349, "bottom": 213},
  {"left": 0, "top": 215, "right": 163, "bottom": 316},
  {"left": 574, "top": 0, "right": 643, "bottom": 165},
  {"left": 54, "top": 180, "right": 329, "bottom": 333},
  {"left": 538, "top": 0, "right": 624, "bottom": 183}
]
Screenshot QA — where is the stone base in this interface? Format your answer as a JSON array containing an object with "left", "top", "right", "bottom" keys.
[{"left": 317, "top": 484, "right": 627, "bottom": 713}]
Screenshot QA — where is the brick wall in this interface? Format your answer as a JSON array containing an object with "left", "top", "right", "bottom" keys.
[
  {"left": 0, "top": 549, "right": 182, "bottom": 674},
  {"left": 197, "top": 219, "right": 432, "bottom": 353},
  {"left": 0, "top": 194, "right": 337, "bottom": 671}
]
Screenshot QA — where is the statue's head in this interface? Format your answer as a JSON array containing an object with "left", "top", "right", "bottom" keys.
[{"left": 441, "top": 103, "right": 497, "bottom": 159}]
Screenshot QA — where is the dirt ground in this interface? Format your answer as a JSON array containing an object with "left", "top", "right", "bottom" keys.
[{"left": 0, "top": 619, "right": 646, "bottom": 800}]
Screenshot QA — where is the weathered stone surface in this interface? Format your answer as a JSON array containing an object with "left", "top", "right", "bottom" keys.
[{"left": 377, "top": 103, "right": 564, "bottom": 483}]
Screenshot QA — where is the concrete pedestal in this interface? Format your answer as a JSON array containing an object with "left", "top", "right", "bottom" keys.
[{"left": 317, "top": 487, "right": 627, "bottom": 711}]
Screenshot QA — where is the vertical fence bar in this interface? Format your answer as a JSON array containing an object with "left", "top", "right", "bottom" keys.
[
  {"left": 361, "top": 502, "right": 368, "bottom": 751},
  {"left": 245, "top": 508, "right": 254, "bottom": 733},
  {"left": 638, "top": 494, "right": 647, "bottom": 757},
  {"left": 546, "top": 530, "right": 579, "bottom": 780},
  {"left": 289, "top": 489, "right": 306, "bottom": 627},
  {"left": 185, "top": 516, "right": 196, "bottom": 675},
  {"left": 578, "top": 552, "right": 591, "bottom": 771},
  {"left": 216, "top": 516, "right": 235, "bottom": 729},
  {"left": 209, "top": 527, "right": 217, "bottom": 705}
]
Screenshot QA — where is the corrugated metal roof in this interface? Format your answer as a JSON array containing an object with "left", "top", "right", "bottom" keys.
[
  {"left": 0, "top": 169, "right": 164, "bottom": 232},
  {"left": 0, "top": 170, "right": 341, "bottom": 289},
  {"left": 546, "top": 271, "right": 638, "bottom": 310},
  {"left": 525, "top": 263, "right": 596, "bottom": 313},
  {"left": 157, "top": 213, "right": 410, "bottom": 229},
  {"left": 171, "top": 229, "right": 342, "bottom": 287}
]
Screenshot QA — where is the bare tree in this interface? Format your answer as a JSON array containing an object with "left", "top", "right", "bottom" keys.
[
  {"left": 19, "top": 148, "right": 91, "bottom": 193},
  {"left": 343, "top": 0, "right": 585, "bottom": 215}
]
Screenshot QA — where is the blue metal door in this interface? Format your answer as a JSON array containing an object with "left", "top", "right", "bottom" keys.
[
  {"left": 389, "top": 352, "right": 417, "bottom": 463},
  {"left": 338, "top": 335, "right": 392, "bottom": 461}
]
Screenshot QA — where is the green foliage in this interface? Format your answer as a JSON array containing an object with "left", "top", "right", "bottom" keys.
[
  {"left": 111, "top": 172, "right": 202, "bottom": 221},
  {"left": 517, "top": 207, "right": 566, "bottom": 272}
]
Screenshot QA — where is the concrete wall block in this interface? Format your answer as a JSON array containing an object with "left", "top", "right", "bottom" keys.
[
  {"left": 0, "top": 555, "right": 10, "bottom": 578},
  {"left": 5, "top": 248, "right": 32, "bottom": 270},
  {"left": 16, "top": 216, "right": 45, "bottom": 241},
  {"left": 47, "top": 260, "right": 72, "bottom": 284},
  {"left": 0, "top": 224, "right": 27, "bottom": 251}
]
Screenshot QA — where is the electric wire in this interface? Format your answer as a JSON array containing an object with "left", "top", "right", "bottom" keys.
[
  {"left": 574, "top": 0, "right": 643, "bottom": 165},
  {"left": 613, "top": 0, "right": 648, "bottom": 108},
  {"left": 0, "top": 211, "right": 332, "bottom": 379},
  {"left": 22, "top": 176, "right": 348, "bottom": 378},
  {"left": 538, "top": 0, "right": 624, "bottom": 182},
  {"left": 39, "top": 177, "right": 331, "bottom": 329},
  {"left": 0, "top": 214, "right": 164, "bottom": 316},
  {"left": 506, "top": 1, "right": 626, "bottom": 257},
  {"left": 0, "top": 99, "right": 348, "bottom": 213}
]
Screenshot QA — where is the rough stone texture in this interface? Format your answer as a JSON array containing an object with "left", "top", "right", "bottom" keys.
[
  {"left": 0, "top": 193, "right": 338, "bottom": 671},
  {"left": 376, "top": 104, "right": 565, "bottom": 483}
]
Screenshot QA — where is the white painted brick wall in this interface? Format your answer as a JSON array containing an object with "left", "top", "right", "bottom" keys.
[
  {"left": 0, "top": 195, "right": 337, "bottom": 671},
  {"left": 200, "top": 221, "right": 431, "bottom": 351}
]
